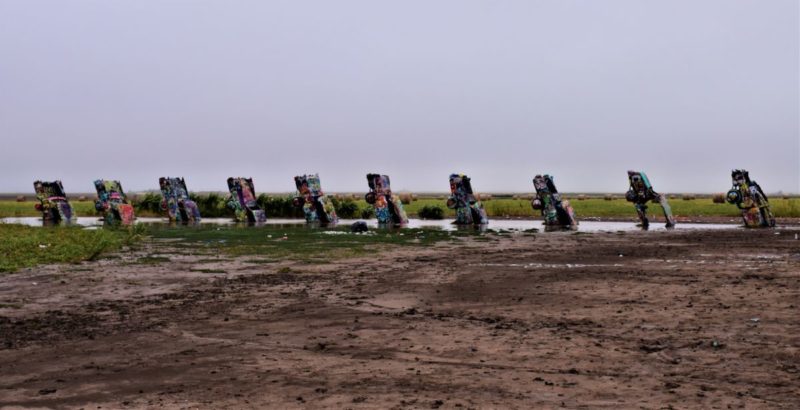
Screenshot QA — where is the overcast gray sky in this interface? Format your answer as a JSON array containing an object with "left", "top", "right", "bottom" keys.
[{"left": 1, "top": 0, "right": 798, "bottom": 194}]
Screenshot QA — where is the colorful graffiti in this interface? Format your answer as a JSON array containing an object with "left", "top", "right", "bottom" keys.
[
  {"left": 33, "top": 180, "right": 75, "bottom": 225},
  {"left": 365, "top": 173, "right": 408, "bottom": 226},
  {"left": 94, "top": 180, "right": 135, "bottom": 225},
  {"left": 292, "top": 173, "right": 338, "bottom": 224},
  {"left": 225, "top": 177, "right": 266, "bottom": 223},
  {"left": 625, "top": 171, "right": 675, "bottom": 229},
  {"left": 531, "top": 174, "right": 577, "bottom": 231},
  {"left": 446, "top": 173, "right": 488, "bottom": 225},
  {"left": 726, "top": 169, "right": 775, "bottom": 228},
  {"left": 159, "top": 177, "right": 201, "bottom": 223}
]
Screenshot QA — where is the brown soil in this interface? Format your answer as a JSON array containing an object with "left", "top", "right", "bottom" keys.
[{"left": 1, "top": 229, "right": 799, "bottom": 409}]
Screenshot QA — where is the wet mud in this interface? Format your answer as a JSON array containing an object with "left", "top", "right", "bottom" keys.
[{"left": 1, "top": 229, "right": 799, "bottom": 409}]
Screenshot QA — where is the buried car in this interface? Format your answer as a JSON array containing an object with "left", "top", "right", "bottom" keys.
[
  {"left": 226, "top": 177, "right": 266, "bottom": 223},
  {"left": 159, "top": 177, "right": 201, "bottom": 223},
  {"left": 726, "top": 169, "right": 775, "bottom": 228},
  {"left": 531, "top": 174, "right": 577, "bottom": 230},
  {"left": 447, "top": 173, "right": 488, "bottom": 225},
  {"left": 292, "top": 174, "right": 338, "bottom": 224},
  {"left": 33, "top": 180, "right": 75, "bottom": 225},
  {"left": 94, "top": 179, "right": 135, "bottom": 225},
  {"left": 625, "top": 171, "right": 675, "bottom": 229},
  {"left": 365, "top": 173, "right": 408, "bottom": 226}
]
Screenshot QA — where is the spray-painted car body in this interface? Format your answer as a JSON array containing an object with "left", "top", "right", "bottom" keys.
[
  {"left": 726, "top": 169, "right": 775, "bottom": 228},
  {"left": 365, "top": 173, "right": 408, "bottom": 226},
  {"left": 33, "top": 180, "right": 75, "bottom": 225},
  {"left": 159, "top": 177, "right": 201, "bottom": 223},
  {"left": 446, "top": 173, "right": 488, "bottom": 225},
  {"left": 292, "top": 174, "right": 338, "bottom": 224},
  {"left": 531, "top": 174, "right": 577, "bottom": 230},
  {"left": 625, "top": 171, "right": 675, "bottom": 229},
  {"left": 226, "top": 177, "right": 266, "bottom": 223},
  {"left": 94, "top": 180, "right": 135, "bottom": 225}
]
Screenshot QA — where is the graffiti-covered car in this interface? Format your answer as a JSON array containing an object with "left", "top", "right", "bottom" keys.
[
  {"left": 365, "top": 173, "right": 408, "bottom": 226},
  {"left": 292, "top": 174, "right": 338, "bottom": 224},
  {"left": 726, "top": 169, "right": 775, "bottom": 228},
  {"left": 159, "top": 177, "right": 201, "bottom": 223},
  {"left": 226, "top": 177, "right": 266, "bottom": 223},
  {"left": 94, "top": 179, "right": 135, "bottom": 225},
  {"left": 446, "top": 173, "right": 488, "bottom": 225},
  {"left": 531, "top": 174, "right": 577, "bottom": 230},
  {"left": 625, "top": 171, "right": 675, "bottom": 229},
  {"left": 33, "top": 180, "right": 75, "bottom": 225}
]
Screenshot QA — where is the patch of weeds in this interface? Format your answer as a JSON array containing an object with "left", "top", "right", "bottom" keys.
[
  {"left": 0, "top": 303, "right": 23, "bottom": 309},
  {"left": 190, "top": 268, "right": 227, "bottom": 274},
  {"left": 136, "top": 256, "right": 171, "bottom": 264},
  {"left": 196, "top": 258, "right": 229, "bottom": 263},
  {"left": 66, "top": 267, "right": 94, "bottom": 272},
  {"left": 146, "top": 225, "right": 473, "bottom": 261},
  {"left": 299, "top": 257, "right": 335, "bottom": 264},
  {"left": 243, "top": 258, "right": 279, "bottom": 264},
  {"left": 418, "top": 205, "right": 445, "bottom": 220},
  {"left": 0, "top": 224, "right": 142, "bottom": 273}
]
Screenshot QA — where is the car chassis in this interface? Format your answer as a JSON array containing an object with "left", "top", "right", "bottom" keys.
[
  {"left": 447, "top": 173, "right": 488, "bottom": 225},
  {"left": 292, "top": 173, "right": 338, "bottom": 224},
  {"left": 531, "top": 174, "right": 577, "bottom": 230},
  {"left": 365, "top": 173, "right": 408, "bottom": 226},
  {"left": 625, "top": 171, "right": 675, "bottom": 229},
  {"left": 226, "top": 177, "right": 266, "bottom": 223},
  {"left": 33, "top": 180, "right": 75, "bottom": 225},
  {"left": 726, "top": 169, "right": 775, "bottom": 228},
  {"left": 159, "top": 177, "right": 201, "bottom": 223},
  {"left": 94, "top": 179, "right": 135, "bottom": 225}
]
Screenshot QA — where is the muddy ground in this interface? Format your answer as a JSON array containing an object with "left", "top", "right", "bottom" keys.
[{"left": 1, "top": 229, "right": 799, "bottom": 409}]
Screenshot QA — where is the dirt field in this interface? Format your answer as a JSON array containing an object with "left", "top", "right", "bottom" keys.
[{"left": 1, "top": 228, "right": 799, "bottom": 409}]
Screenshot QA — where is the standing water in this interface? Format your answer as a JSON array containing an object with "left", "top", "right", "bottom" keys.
[{"left": 1, "top": 216, "right": 744, "bottom": 232}]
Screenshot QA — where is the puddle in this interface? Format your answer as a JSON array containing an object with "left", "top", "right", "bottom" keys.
[
  {"left": 366, "top": 293, "right": 420, "bottom": 310},
  {"left": 470, "top": 262, "right": 626, "bottom": 269},
  {"left": 1, "top": 216, "right": 746, "bottom": 233}
]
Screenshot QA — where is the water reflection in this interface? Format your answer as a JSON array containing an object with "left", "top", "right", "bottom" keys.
[{"left": 1, "top": 216, "right": 746, "bottom": 233}]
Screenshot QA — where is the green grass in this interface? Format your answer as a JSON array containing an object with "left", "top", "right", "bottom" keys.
[
  {"left": 0, "top": 224, "right": 136, "bottom": 272},
  {"left": 243, "top": 258, "right": 280, "bottom": 264},
  {"left": 148, "top": 225, "right": 465, "bottom": 261},
  {"left": 3, "top": 197, "right": 798, "bottom": 219},
  {"left": 0, "top": 200, "right": 161, "bottom": 218},
  {"left": 135, "top": 256, "right": 171, "bottom": 264},
  {"left": 190, "top": 268, "right": 227, "bottom": 274},
  {"left": 401, "top": 198, "right": 800, "bottom": 218},
  {"left": 0, "top": 201, "right": 98, "bottom": 218}
]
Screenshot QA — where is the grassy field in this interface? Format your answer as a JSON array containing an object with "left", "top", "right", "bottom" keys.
[
  {"left": 400, "top": 197, "right": 800, "bottom": 218},
  {"left": 2, "top": 194, "right": 797, "bottom": 272},
  {"left": 0, "top": 222, "right": 473, "bottom": 272},
  {"left": 3, "top": 197, "right": 799, "bottom": 219},
  {"left": 0, "top": 200, "right": 98, "bottom": 218},
  {"left": 0, "top": 224, "right": 143, "bottom": 272},
  {"left": 149, "top": 225, "right": 469, "bottom": 262}
]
